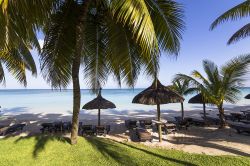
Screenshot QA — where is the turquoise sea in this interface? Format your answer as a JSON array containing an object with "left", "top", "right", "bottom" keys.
[{"left": 0, "top": 88, "right": 250, "bottom": 117}]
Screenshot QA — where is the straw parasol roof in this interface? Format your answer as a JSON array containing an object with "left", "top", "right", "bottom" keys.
[
  {"left": 245, "top": 94, "right": 250, "bottom": 99},
  {"left": 82, "top": 88, "right": 116, "bottom": 126},
  {"left": 82, "top": 89, "right": 116, "bottom": 110},
  {"left": 188, "top": 93, "right": 207, "bottom": 104},
  {"left": 132, "top": 79, "right": 184, "bottom": 142},
  {"left": 132, "top": 79, "right": 184, "bottom": 105},
  {"left": 188, "top": 93, "right": 209, "bottom": 123}
]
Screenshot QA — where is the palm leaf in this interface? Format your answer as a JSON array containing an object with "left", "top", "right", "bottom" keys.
[
  {"left": 210, "top": 0, "right": 250, "bottom": 30},
  {"left": 228, "top": 23, "right": 250, "bottom": 44}
]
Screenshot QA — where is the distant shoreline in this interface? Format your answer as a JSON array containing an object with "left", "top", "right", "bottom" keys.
[{"left": 0, "top": 87, "right": 250, "bottom": 90}]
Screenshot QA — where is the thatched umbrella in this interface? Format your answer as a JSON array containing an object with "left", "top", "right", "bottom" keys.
[
  {"left": 82, "top": 88, "right": 116, "bottom": 126},
  {"left": 132, "top": 79, "right": 184, "bottom": 142},
  {"left": 245, "top": 94, "right": 250, "bottom": 99},
  {"left": 188, "top": 93, "right": 208, "bottom": 121}
]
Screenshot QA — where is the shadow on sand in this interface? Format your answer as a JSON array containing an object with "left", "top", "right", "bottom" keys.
[{"left": 0, "top": 105, "right": 250, "bottom": 157}]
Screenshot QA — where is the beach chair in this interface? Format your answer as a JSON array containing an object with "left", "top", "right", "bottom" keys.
[
  {"left": 228, "top": 122, "right": 250, "bottom": 134},
  {"left": 5, "top": 123, "right": 26, "bottom": 135},
  {"left": 163, "top": 123, "right": 177, "bottom": 134},
  {"left": 240, "top": 114, "right": 250, "bottom": 124},
  {"left": 62, "top": 122, "right": 72, "bottom": 132},
  {"left": 81, "top": 125, "right": 94, "bottom": 135},
  {"left": 40, "top": 122, "right": 54, "bottom": 133},
  {"left": 174, "top": 117, "right": 189, "bottom": 130},
  {"left": 190, "top": 118, "right": 206, "bottom": 126},
  {"left": 0, "top": 125, "right": 9, "bottom": 136},
  {"left": 53, "top": 121, "right": 63, "bottom": 132},
  {"left": 95, "top": 126, "right": 105, "bottom": 136},
  {"left": 230, "top": 113, "right": 244, "bottom": 122},
  {"left": 105, "top": 125, "right": 110, "bottom": 134},
  {"left": 136, "top": 128, "right": 152, "bottom": 142},
  {"left": 125, "top": 120, "right": 137, "bottom": 129},
  {"left": 202, "top": 116, "right": 220, "bottom": 125},
  {"left": 139, "top": 120, "right": 152, "bottom": 129},
  {"left": 224, "top": 114, "right": 233, "bottom": 121}
]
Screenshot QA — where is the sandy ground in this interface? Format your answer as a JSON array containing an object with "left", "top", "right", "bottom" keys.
[{"left": 1, "top": 109, "right": 250, "bottom": 157}]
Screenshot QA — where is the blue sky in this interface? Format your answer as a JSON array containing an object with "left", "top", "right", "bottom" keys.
[{"left": 2, "top": 0, "right": 250, "bottom": 89}]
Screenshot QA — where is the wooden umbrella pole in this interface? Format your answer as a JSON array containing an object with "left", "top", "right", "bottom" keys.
[
  {"left": 157, "top": 104, "right": 162, "bottom": 142},
  {"left": 203, "top": 103, "right": 207, "bottom": 124},
  {"left": 98, "top": 109, "right": 101, "bottom": 126}
]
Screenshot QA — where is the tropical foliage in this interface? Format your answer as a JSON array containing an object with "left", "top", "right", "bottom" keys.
[
  {"left": 1, "top": 0, "right": 185, "bottom": 144},
  {"left": 170, "top": 79, "right": 195, "bottom": 120},
  {"left": 0, "top": 0, "right": 48, "bottom": 86},
  {"left": 211, "top": 0, "right": 250, "bottom": 44},
  {"left": 174, "top": 55, "right": 250, "bottom": 128}
]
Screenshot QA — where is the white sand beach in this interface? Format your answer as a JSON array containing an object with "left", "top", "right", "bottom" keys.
[{"left": 1, "top": 105, "right": 250, "bottom": 156}]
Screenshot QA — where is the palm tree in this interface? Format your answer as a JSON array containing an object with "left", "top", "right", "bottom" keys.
[
  {"left": 0, "top": 0, "right": 40, "bottom": 86},
  {"left": 174, "top": 55, "right": 250, "bottom": 128},
  {"left": 170, "top": 79, "right": 195, "bottom": 120},
  {"left": 1, "top": 0, "right": 185, "bottom": 144},
  {"left": 211, "top": 1, "right": 250, "bottom": 44}
]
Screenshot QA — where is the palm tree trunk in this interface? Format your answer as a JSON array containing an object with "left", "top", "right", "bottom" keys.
[
  {"left": 71, "top": 58, "right": 81, "bottom": 144},
  {"left": 157, "top": 104, "right": 162, "bottom": 142},
  {"left": 70, "top": 1, "right": 90, "bottom": 145},
  {"left": 218, "top": 104, "right": 226, "bottom": 128},
  {"left": 181, "top": 102, "right": 184, "bottom": 120}
]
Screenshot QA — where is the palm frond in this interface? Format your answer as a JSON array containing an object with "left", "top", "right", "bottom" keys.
[
  {"left": 210, "top": 0, "right": 250, "bottom": 30},
  {"left": 145, "top": 0, "right": 184, "bottom": 54},
  {"left": 228, "top": 23, "right": 250, "bottom": 44},
  {"left": 110, "top": 0, "right": 159, "bottom": 58},
  {"left": 40, "top": 1, "right": 77, "bottom": 89}
]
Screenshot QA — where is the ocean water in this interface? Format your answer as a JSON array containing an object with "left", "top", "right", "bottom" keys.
[{"left": 0, "top": 88, "right": 250, "bottom": 117}]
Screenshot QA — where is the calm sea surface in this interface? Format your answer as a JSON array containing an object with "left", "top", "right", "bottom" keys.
[{"left": 0, "top": 88, "right": 250, "bottom": 116}]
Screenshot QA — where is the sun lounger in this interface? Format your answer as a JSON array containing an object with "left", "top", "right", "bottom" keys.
[
  {"left": 240, "top": 120, "right": 250, "bottom": 124},
  {"left": 53, "top": 121, "right": 63, "bottom": 132},
  {"left": 81, "top": 125, "right": 94, "bottom": 135},
  {"left": 125, "top": 120, "right": 137, "bottom": 129},
  {"left": 5, "top": 123, "right": 26, "bottom": 135},
  {"left": 202, "top": 116, "right": 220, "bottom": 125},
  {"left": 228, "top": 122, "right": 250, "bottom": 134},
  {"left": 40, "top": 122, "right": 54, "bottom": 133},
  {"left": 95, "top": 126, "right": 105, "bottom": 136},
  {"left": 62, "top": 122, "right": 72, "bottom": 132},
  {"left": 105, "top": 125, "right": 110, "bottom": 134},
  {"left": 174, "top": 117, "right": 189, "bottom": 130},
  {"left": 0, "top": 125, "right": 9, "bottom": 136},
  {"left": 136, "top": 128, "right": 152, "bottom": 142},
  {"left": 163, "top": 123, "right": 177, "bottom": 134},
  {"left": 190, "top": 118, "right": 206, "bottom": 126},
  {"left": 245, "top": 113, "right": 250, "bottom": 121},
  {"left": 230, "top": 113, "right": 244, "bottom": 122},
  {"left": 139, "top": 120, "right": 152, "bottom": 129}
]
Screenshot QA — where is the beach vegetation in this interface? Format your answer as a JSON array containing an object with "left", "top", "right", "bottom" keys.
[
  {"left": 211, "top": 0, "right": 250, "bottom": 44},
  {"left": 170, "top": 79, "right": 197, "bottom": 120},
  {"left": 174, "top": 55, "right": 250, "bottom": 128}
]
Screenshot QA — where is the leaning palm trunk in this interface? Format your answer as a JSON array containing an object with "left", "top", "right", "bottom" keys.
[
  {"left": 218, "top": 105, "right": 226, "bottom": 128},
  {"left": 181, "top": 102, "right": 184, "bottom": 120},
  {"left": 71, "top": 1, "right": 90, "bottom": 144}
]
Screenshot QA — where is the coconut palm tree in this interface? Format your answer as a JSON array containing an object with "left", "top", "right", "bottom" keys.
[
  {"left": 170, "top": 79, "right": 196, "bottom": 120},
  {"left": 174, "top": 55, "right": 250, "bottom": 128},
  {"left": 1, "top": 0, "right": 185, "bottom": 144},
  {"left": 211, "top": 0, "right": 250, "bottom": 44},
  {"left": 0, "top": 0, "right": 42, "bottom": 86}
]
